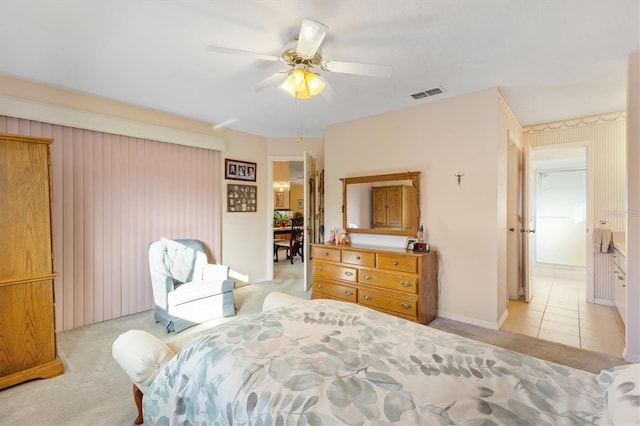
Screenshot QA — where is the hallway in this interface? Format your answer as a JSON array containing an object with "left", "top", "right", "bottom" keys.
[{"left": 502, "top": 272, "right": 625, "bottom": 357}]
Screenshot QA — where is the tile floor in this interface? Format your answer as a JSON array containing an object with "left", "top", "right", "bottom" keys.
[{"left": 501, "top": 272, "right": 625, "bottom": 357}]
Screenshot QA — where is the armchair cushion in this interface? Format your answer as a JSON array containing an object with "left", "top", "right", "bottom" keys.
[{"left": 167, "top": 279, "right": 235, "bottom": 307}]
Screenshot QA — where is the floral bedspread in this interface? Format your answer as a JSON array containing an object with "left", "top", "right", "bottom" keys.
[{"left": 143, "top": 299, "right": 608, "bottom": 425}]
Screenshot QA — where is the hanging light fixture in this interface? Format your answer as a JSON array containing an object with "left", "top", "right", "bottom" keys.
[
  {"left": 279, "top": 67, "right": 326, "bottom": 99},
  {"left": 273, "top": 161, "right": 291, "bottom": 192},
  {"left": 273, "top": 181, "right": 291, "bottom": 192}
]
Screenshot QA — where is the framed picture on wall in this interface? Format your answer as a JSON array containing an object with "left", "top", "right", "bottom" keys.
[
  {"left": 297, "top": 199, "right": 303, "bottom": 209},
  {"left": 227, "top": 184, "right": 257, "bottom": 212},
  {"left": 225, "top": 158, "right": 256, "bottom": 182},
  {"left": 275, "top": 191, "right": 289, "bottom": 209}
]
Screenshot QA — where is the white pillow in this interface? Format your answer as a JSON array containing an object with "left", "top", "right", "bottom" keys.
[
  {"left": 599, "top": 363, "right": 640, "bottom": 425},
  {"left": 202, "top": 263, "right": 229, "bottom": 281},
  {"left": 112, "top": 329, "right": 176, "bottom": 393}
]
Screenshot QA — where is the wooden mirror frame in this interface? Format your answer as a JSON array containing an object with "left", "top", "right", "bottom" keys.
[{"left": 341, "top": 171, "right": 420, "bottom": 236}]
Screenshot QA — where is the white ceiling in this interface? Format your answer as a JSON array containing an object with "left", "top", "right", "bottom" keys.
[{"left": 1, "top": 1, "right": 638, "bottom": 138}]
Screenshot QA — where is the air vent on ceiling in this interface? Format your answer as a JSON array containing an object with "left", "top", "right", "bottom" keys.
[{"left": 411, "top": 86, "right": 446, "bottom": 100}]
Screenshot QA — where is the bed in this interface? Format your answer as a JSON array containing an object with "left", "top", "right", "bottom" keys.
[{"left": 128, "top": 295, "right": 639, "bottom": 425}]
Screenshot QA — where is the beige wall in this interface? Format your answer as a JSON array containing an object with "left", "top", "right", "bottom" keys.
[
  {"left": 324, "top": 88, "right": 511, "bottom": 328},
  {"left": 216, "top": 127, "right": 268, "bottom": 283},
  {"left": 220, "top": 135, "right": 325, "bottom": 283}
]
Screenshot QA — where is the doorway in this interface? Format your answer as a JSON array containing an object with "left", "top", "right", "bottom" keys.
[
  {"left": 502, "top": 145, "right": 625, "bottom": 357},
  {"left": 534, "top": 170, "right": 587, "bottom": 270},
  {"left": 532, "top": 148, "right": 587, "bottom": 271},
  {"left": 269, "top": 156, "right": 317, "bottom": 291},
  {"left": 501, "top": 144, "right": 624, "bottom": 356}
]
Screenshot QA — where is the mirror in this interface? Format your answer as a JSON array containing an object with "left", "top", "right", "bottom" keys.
[{"left": 341, "top": 171, "right": 420, "bottom": 236}]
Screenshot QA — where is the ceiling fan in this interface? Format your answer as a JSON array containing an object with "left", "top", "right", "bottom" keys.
[{"left": 205, "top": 19, "right": 393, "bottom": 99}]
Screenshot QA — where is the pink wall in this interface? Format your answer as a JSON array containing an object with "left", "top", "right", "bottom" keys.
[{"left": 0, "top": 115, "right": 221, "bottom": 331}]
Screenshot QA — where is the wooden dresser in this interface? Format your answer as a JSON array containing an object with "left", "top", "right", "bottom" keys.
[
  {"left": 311, "top": 243, "right": 438, "bottom": 324},
  {"left": 0, "top": 133, "right": 64, "bottom": 389}
]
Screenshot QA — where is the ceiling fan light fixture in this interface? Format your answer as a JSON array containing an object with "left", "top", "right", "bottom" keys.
[
  {"left": 279, "top": 69, "right": 325, "bottom": 99},
  {"left": 306, "top": 72, "right": 325, "bottom": 96},
  {"left": 297, "top": 19, "right": 328, "bottom": 59},
  {"left": 290, "top": 69, "right": 307, "bottom": 91}
]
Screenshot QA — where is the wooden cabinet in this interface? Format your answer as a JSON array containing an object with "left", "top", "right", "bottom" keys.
[
  {"left": 372, "top": 185, "right": 412, "bottom": 230},
  {"left": 0, "top": 133, "right": 63, "bottom": 389},
  {"left": 311, "top": 243, "right": 438, "bottom": 324}
]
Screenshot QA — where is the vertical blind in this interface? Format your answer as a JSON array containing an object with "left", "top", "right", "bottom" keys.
[{"left": 0, "top": 115, "right": 221, "bottom": 330}]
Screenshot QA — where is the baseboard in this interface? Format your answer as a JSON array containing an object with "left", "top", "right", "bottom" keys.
[
  {"left": 594, "top": 297, "right": 616, "bottom": 307},
  {"left": 623, "top": 349, "right": 640, "bottom": 363},
  {"left": 436, "top": 310, "right": 499, "bottom": 331},
  {"left": 532, "top": 265, "right": 586, "bottom": 280}
]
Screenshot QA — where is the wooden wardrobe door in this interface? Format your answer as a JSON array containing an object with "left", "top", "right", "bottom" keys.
[{"left": 0, "top": 133, "right": 63, "bottom": 389}]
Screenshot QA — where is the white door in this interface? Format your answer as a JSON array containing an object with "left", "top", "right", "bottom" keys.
[
  {"left": 522, "top": 145, "right": 535, "bottom": 302},
  {"left": 303, "top": 152, "right": 316, "bottom": 291}
]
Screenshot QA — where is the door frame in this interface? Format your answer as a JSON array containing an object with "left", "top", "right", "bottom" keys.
[
  {"left": 266, "top": 151, "right": 317, "bottom": 289},
  {"left": 507, "top": 134, "right": 522, "bottom": 301},
  {"left": 524, "top": 143, "right": 592, "bottom": 301},
  {"left": 267, "top": 155, "right": 303, "bottom": 281}
]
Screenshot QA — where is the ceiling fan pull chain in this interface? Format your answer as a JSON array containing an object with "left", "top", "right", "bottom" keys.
[{"left": 296, "top": 99, "right": 304, "bottom": 143}]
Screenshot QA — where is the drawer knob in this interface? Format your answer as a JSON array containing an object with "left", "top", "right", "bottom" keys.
[
  {"left": 356, "top": 256, "right": 361, "bottom": 260},
  {"left": 363, "top": 275, "right": 372, "bottom": 280},
  {"left": 316, "top": 266, "right": 323, "bottom": 271},
  {"left": 400, "top": 303, "right": 412, "bottom": 310},
  {"left": 401, "top": 281, "right": 411, "bottom": 287},
  {"left": 324, "top": 252, "right": 329, "bottom": 256},
  {"left": 316, "top": 284, "right": 323, "bottom": 289},
  {"left": 362, "top": 294, "right": 372, "bottom": 301},
  {"left": 393, "top": 261, "right": 399, "bottom": 266},
  {"left": 345, "top": 290, "right": 353, "bottom": 296},
  {"left": 345, "top": 271, "right": 354, "bottom": 276}
]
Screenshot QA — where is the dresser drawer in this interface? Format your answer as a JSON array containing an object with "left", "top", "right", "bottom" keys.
[
  {"left": 313, "top": 262, "right": 357, "bottom": 282},
  {"left": 313, "top": 246, "right": 341, "bottom": 262},
  {"left": 358, "top": 289, "right": 417, "bottom": 317},
  {"left": 377, "top": 254, "right": 418, "bottom": 274},
  {"left": 359, "top": 269, "right": 418, "bottom": 294},
  {"left": 313, "top": 279, "right": 357, "bottom": 302},
  {"left": 341, "top": 249, "right": 375, "bottom": 267}
]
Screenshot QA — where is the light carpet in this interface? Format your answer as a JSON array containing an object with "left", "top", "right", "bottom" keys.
[{"left": 0, "top": 261, "right": 626, "bottom": 425}]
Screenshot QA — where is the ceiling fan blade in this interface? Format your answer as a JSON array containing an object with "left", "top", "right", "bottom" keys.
[
  {"left": 323, "top": 60, "right": 393, "bottom": 78},
  {"left": 254, "top": 71, "right": 288, "bottom": 92},
  {"left": 205, "top": 45, "right": 280, "bottom": 62},
  {"left": 296, "top": 19, "right": 328, "bottom": 59}
]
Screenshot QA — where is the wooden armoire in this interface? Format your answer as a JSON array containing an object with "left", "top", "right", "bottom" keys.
[
  {"left": 0, "top": 133, "right": 64, "bottom": 389},
  {"left": 372, "top": 185, "right": 413, "bottom": 230}
]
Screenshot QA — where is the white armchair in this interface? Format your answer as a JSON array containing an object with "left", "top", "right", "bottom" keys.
[{"left": 149, "top": 238, "right": 235, "bottom": 333}]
